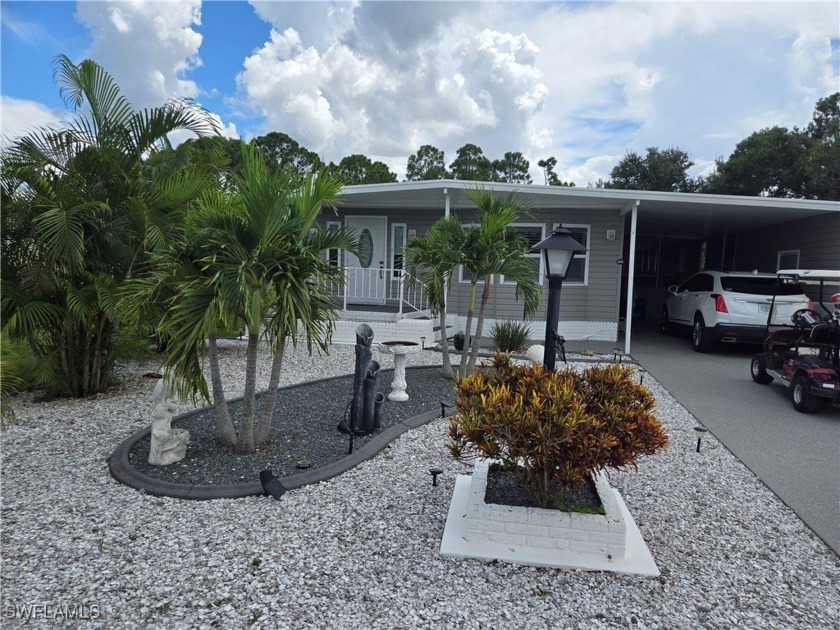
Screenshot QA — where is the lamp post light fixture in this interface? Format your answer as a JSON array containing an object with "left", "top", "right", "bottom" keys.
[
  {"left": 532, "top": 226, "right": 587, "bottom": 371},
  {"left": 694, "top": 426, "right": 708, "bottom": 453}
]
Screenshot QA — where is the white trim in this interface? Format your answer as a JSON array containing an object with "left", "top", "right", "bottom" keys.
[
  {"left": 500, "top": 223, "right": 545, "bottom": 286},
  {"left": 553, "top": 222, "right": 590, "bottom": 286},
  {"left": 459, "top": 267, "right": 488, "bottom": 285},
  {"left": 391, "top": 222, "right": 407, "bottom": 278},
  {"left": 339, "top": 178, "right": 840, "bottom": 213},
  {"left": 776, "top": 249, "right": 800, "bottom": 271},
  {"left": 624, "top": 202, "right": 639, "bottom": 355}
]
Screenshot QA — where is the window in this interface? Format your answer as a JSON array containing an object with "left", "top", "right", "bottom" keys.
[
  {"left": 721, "top": 276, "right": 804, "bottom": 296},
  {"left": 325, "top": 221, "right": 341, "bottom": 266},
  {"left": 553, "top": 223, "right": 590, "bottom": 285},
  {"left": 501, "top": 224, "right": 544, "bottom": 285},
  {"left": 391, "top": 223, "right": 406, "bottom": 277},
  {"left": 679, "top": 273, "right": 713, "bottom": 293},
  {"left": 777, "top": 249, "right": 799, "bottom": 271},
  {"left": 459, "top": 223, "right": 485, "bottom": 284},
  {"left": 459, "top": 267, "right": 488, "bottom": 284}
]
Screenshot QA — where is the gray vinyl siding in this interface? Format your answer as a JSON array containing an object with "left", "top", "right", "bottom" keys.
[
  {"left": 732, "top": 213, "right": 840, "bottom": 272},
  {"left": 325, "top": 205, "right": 624, "bottom": 323},
  {"left": 446, "top": 208, "right": 623, "bottom": 323}
]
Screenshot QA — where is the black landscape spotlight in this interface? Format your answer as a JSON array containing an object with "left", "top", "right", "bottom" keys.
[
  {"left": 430, "top": 468, "right": 443, "bottom": 487},
  {"left": 694, "top": 426, "right": 708, "bottom": 453},
  {"left": 532, "top": 226, "right": 587, "bottom": 371},
  {"left": 259, "top": 469, "right": 287, "bottom": 500}
]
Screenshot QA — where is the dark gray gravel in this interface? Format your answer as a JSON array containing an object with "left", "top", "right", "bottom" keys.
[
  {"left": 484, "top": 463, "right": 602, "bottom": 511},
  {"left": 131, "top": 367, "right": 456, "bottom": 484}
]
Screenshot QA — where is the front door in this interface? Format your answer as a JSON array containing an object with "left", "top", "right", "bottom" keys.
[{"left": 345, "top": 216, "right": 387, "bottom": 305}]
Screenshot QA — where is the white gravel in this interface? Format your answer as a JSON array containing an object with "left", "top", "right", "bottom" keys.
[{"left": 2, "top": 340, "right": 838, "bottom": 629}]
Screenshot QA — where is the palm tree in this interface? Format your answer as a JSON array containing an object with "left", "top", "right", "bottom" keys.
[
  {"left": 1, "top": 55, "right": 218, "bottom": 397},
  {"left": 458, "top": 188, "right": 542, "bottom": 374},
  {"left": 155, "top": 143, "right": 354, "bottom": 454},
  {"left": 405, "top": 215, "right": 463, "bottom": 378}
]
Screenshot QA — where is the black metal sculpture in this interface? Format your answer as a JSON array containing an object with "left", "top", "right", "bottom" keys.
[{"left": 343, "top": 323, "right": 384, "bottom": 437}]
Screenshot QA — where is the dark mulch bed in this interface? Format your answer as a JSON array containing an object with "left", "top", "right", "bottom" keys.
[
  {"left": 131, "top": 366, "right": 456, "bottom": 485},
  {"left": 484, "top": 463, "right": 603, "bottom": 512}
]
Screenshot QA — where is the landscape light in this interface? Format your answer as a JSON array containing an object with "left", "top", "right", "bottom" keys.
[
  {"left": 532, "top": 227, "right": 587, "bottom": 371},
  {"left": 694, "top": 426, "right": 708, "bottom": 453},
  {"left": 259, "top": 469, "right": 287, "bottom": 500}
]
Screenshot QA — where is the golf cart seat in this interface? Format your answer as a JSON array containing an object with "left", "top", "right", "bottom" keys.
[{"left": 809, "top": 324, "right": 837, "bottom": 345}]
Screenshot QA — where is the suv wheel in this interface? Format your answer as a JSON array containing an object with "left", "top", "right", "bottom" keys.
[
  {"left": 660, "top": 307, "right": 672, "bottom": 336},
  {"left": 790, "top": 374, "right": 822, "bottom": 413},
  {"left": 750, "top": 354, "right": 773, "bottom": 384},
  {"left": 692, "top": 315, "right": 713, "bottom": 353}
]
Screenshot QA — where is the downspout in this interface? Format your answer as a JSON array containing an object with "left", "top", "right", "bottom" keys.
[
  {"left": 444, "top": 187, "right": 450, "bottom": 218},
  {"left": 623, "top": 201, "right": 640, "bottom": 355}
]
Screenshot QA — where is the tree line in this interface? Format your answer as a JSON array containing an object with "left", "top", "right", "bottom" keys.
[
  {"left": 601, "top": 93, "right": 839, "bottom": 200},
  {"left": 185, "top": 92, "right": 837, "bottom": 201}
]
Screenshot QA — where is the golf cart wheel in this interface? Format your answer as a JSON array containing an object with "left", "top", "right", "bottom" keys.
[
  {"left": 750, "top": 354, "right": 773, "bottom": 384},
  {"left": 660, "top": 307, "right": 672, "bottom": 336},
  {"left": 692, "top": 315, "right": 713, "bottom": 353},
  {"left": 790, "top": 374, "right": 822, "bottom": 413}
]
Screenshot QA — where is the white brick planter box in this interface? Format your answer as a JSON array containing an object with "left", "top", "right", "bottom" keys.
[
  {"left": 465, "top": 462, "right": 626, "bottom": 558},
  {"left": 440, "top": 461, "right": 660, "bottom": 576}
]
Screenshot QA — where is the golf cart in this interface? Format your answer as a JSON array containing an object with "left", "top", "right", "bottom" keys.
[{"left": 750, "top": 270, "right": 840, "bottom": 413}]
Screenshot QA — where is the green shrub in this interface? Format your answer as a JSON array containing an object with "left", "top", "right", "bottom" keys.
[
  {"left": 0, "top": 336, "right": 38, "bottom": 426},
  {"left": 490, "top": 319, "right": 531, "bottom": 353},
  {"left": 449, "top": 353, "right": 668, "bottom": 508}
]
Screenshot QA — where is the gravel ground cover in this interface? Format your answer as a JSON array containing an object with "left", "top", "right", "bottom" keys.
[
  {"left": 2, "top": 339, "right": 838, "bottom": 629},
  {"left": 131, "top": 366, "right": 457, "bottom": 485}
]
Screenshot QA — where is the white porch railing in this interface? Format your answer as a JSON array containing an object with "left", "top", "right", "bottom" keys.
[{"left": 326, "top": 267, "right": 430, "bottom": 315}]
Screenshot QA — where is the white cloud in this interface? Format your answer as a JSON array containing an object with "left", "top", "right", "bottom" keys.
[
  {"left": 238, "top": 4, "right": 552, "bottom": 177},
  {"left": 76, "top": 0, "right": 204, "bottom": 108},
  {"left": 0, "top": 96, "right": 65, "bottom": 144},
  {"left": 559, "top": 154, "right": 622, "bottom": 188}
]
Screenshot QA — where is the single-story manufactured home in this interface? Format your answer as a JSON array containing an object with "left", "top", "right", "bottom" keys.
[{"left": 319, "top": 180, "right": 840, "bottom": 353}]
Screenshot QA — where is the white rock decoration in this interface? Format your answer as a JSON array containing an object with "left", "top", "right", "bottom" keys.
[{"left": 148, "top": 375, "right": 189, "bottom": 466}]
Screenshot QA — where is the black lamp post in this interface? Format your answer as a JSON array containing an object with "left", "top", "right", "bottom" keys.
[{"left": 532, "top": 226, "right": 587, "bottom": 371}]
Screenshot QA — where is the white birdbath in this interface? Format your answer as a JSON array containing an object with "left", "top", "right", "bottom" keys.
[{"left": 377, "top": 341, "right": 420, "bottom": 401}]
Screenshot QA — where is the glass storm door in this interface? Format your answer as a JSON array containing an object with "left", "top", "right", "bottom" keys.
[{"left": 345, "top": 216, "right": 387, "bottom": 305}]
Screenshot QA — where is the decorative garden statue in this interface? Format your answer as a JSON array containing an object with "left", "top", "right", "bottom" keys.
[
  {"left": 350, "top": 324, "right": 385, "bottom": 434},
  {"left": 148, "top": 375, "right": 189, "bottom": 466}
]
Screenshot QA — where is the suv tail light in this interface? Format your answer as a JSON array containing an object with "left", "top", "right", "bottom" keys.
[{"left": 710, "top": 293, "right": 728, "bottom": 313}]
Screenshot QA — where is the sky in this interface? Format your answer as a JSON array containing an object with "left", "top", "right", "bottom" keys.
[{"left": 2, "top": 0, "right": 838, "bottom": 185}]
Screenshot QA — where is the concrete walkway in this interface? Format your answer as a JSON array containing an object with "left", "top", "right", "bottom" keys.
[{"left": 622, "top": 324, "right": 840, "bottom": 555}]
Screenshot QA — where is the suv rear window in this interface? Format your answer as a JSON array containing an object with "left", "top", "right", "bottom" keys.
[{"left": 721, "top": 277, "right": 804, "bottom": 296}]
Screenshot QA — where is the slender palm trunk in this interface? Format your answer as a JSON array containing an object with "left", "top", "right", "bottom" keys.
[
  {"left": 208, "top": 333, "right": 236, "bottom": 447},
  {"left": 458, "top": 282, "right": 477, "bottom": 375},
  {"left": 255, "top": 337, "right": 284, "bottom": 447},
  {"left": 467, "top": 279, "right": 491, "bottom": 372},
  {"left": 437, "top": 294, "right": 453, "bottom": 378},
  {"left": 236, "top": 331, "right": 259, "bottom": 454}
]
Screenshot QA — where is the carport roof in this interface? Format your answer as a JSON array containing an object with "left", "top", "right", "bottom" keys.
[{"left": 338, "top": 180, "right": 840, "bottom": 238}]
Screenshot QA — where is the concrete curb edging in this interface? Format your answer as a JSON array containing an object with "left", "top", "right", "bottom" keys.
[{"left": 108, "top": 384, "right": 443, "bottom": 500}]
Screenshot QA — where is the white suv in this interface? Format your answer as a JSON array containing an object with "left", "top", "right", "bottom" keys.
[{"left": 660, "top": 271, "right": 810, "bottom": 352}]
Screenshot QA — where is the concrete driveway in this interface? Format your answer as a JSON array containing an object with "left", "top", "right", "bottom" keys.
[{"left": 628, "top": 324, "right": 840, "bottom": 555}]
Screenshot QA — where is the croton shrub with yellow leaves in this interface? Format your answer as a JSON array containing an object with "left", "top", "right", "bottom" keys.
[{"left": 449, "top": 353, "right": 669, "bottom": 508}]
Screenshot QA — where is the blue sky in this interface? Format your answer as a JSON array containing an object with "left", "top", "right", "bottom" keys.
[{"left": 2, "top": 1, "right": 838, "bottom": 184}]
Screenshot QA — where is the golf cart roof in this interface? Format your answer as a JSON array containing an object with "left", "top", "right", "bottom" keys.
[{"left": 777, "top": 270, "right": 840, "bottom": 282}]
